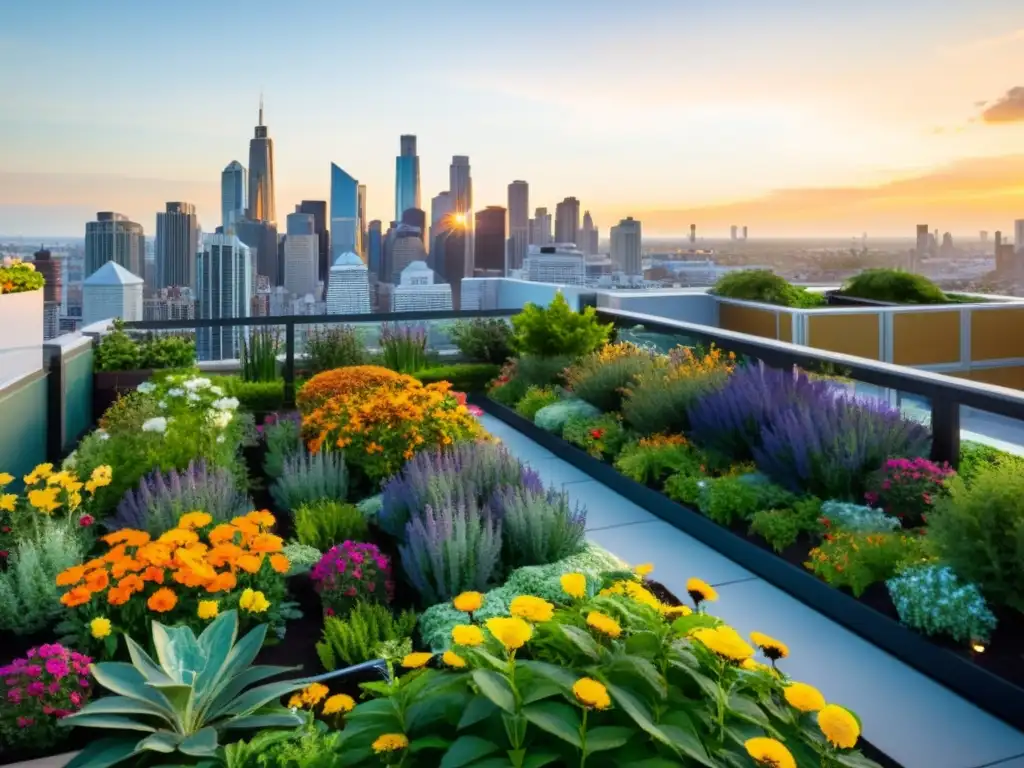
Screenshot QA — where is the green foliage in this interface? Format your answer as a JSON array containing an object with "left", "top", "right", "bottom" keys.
[
  {"left": 304, "top": 325, "right": 365, "bottom": 375},
  {"left": 805, "top": 530, "right": 934, "bottom": 597},
  {"left": 887, "top": 564, "right": 997, "bottom": 645},
  {"left": 694, "top": 475, "right": 797, "bottom": 527},
  {"left": 450, "top": 318, "right": 514, "bottom": 364},
  {"left": 63, "top": 611, "right": 309, "bottom": 768},
  {"left": 514, "top": 386, "right": 560, "bottom": 421},
  {"left": 224, "top": 722, "right": 342, "bottom": 768},
  {"left": 214, "top": 378, "right": 286, "bottom": 415},
  {"left": 533, "top": 398, "right": 601, "bottom": 434},
  {"left": 562, "top": 414, "right": 630, "bottom": 459},
  {"left": 511, "top": 293, "right": 612, "bottom": 358},
  {"left": 928, "top": 463, "right": 1024, "bottom": 612},
  {"left": 489, "top": 376, "right": 528, "bottom": 407},
  {"left": 841, "top": 268, "right": 948, "bottom": 304},
  {"left": 957, "top": 441, "right": 1024, "bottom": 486},
  {"left": 516, "top": 354, "right": 573, "bottom": 388},
  {"left": 414, "top": 363, "right": 502, "bottom": 392},
  {"left": 0, "top": 259, "right": 45, "bottom": 293},
  {"left": 94, "top": 323, "right": 196, "bottom": 372},
  {"left": 263, "top": 416, "right": 303, "bottom": 480},
  {"left": 749, "top": 498, "right": 822, "bottom": 553},
  {"left": 498, "top": 487, "right": 586, "bottom": 571},
  {"left": 819, "top": 501, "right": 900, "bottom": 533},
  {"left": 565, "top": 352, "right": 659, "bottom": 412},
  {"left": 93, "top": 325, "right": 141, "bottom": 372},
  {"left": 712, "top": 269, "right": 825, "bottom": 308},
  {"left": 315, "top": 602, "right": 418, "bottom": 670},
  {"left": 269, "top": 451, "right": 348, "bottom": 513},
  {"left": 241, "top": 328, "right": 280, "bottom": 382},
  {"left": 294, "top": 499, "right": 368, "bottom": 550},
  {"left": 281, "top": 542, "right": 321, "bottom": 576},
  {"left": 621, "top": 369, "right": 730, "bottom": 436},
  {"left": 614, "top": 438, "right": 702, "bottom": 487}
]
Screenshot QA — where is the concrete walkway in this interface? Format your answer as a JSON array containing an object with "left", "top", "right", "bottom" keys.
[{"left": 480, "top": 414, "right": 1024, "bottom": 768}]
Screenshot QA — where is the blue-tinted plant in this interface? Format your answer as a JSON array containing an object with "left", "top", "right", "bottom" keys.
[
  {"left": 398, "top": 499, "right": 503, "bottom": 605},
  {"left": 494, "top": 486, "right": 586, "bottom": 570},
  {"left": 533, "top": 398, "right": 601, "bottom": 433},
  {"left": 753, "top": 393, "right": 932, "bottom": 500},
  {"left": 379, "top": 441, "right": 539, "bottom": 539},
  {"left": 262, "top": 413, "right": 303, "bottom": 480},
  {"left": 282, "top": 542, "right": 321, "bottom": 576},
  {"left": 887, "top": 564, "right": 997, "bottom": 644},
  {"left": 820, "top": 501, "right": 901, "bottom": 533},
  {"left": 107, "top": 460, "right": 253, "bottom": 535},
  {"left": 269, "top": 451, "right": 348, "bottom": 513}
]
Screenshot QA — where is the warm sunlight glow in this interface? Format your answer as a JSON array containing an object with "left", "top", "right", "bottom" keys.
[{"left": 453, "top": 213, "right": 467, "bottom": 226}]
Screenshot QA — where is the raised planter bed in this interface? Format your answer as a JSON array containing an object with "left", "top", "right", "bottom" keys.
[
  {"left": 92, "top": 368, "right": 153, "bottom": 417},
  {"left": 473, "top": 395, "right": 1024, "bottom": 735}
]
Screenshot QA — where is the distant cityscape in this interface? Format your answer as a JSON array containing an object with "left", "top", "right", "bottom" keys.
[{"left": 2, "top": 98, "right": 1023, "bottom": 357}]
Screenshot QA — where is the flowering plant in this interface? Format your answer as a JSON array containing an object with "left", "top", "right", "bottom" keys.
[
  {"left": 0, "top": 463, "right": 110, "bottom": 541},
  {"left": 55, "top": 510, "right": 297, "bottom": 658},
  {"left": 805, "top": 530, "right": 934, "bottom": 597},
  {"left": 311, "top": 541, "right": 394, "bottom": 615},
  {"left": 0, "top": 257, "right": 44, "bottom": 294},
  {"left": 297, "top": 365, "right": 405, "bottom": 412},
  {"left": 864, "top": 457, "right": 955, "bottom": 527},
  {"left": 0, "top": 644, "right": 91, "bottom": 752}
]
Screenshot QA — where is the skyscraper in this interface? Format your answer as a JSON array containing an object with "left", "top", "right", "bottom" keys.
[
  {"left": 529, "top": 208, "right": 552, "bottom": 246},
  {"left": 284, "top": 212, "right": 318, "bottom": 298},
  {"left": 357, "top": 184, "right": 367, "bottom": 259},
  {"left": 392, "top": 261, "right": 452, "bottom": 312},
  {"left": 196, "top": 234, "right": 253, "bottom": 361},
  {"left": 33, "top": 248, "right": 62, "bottom": 340},
  {"left": 429, "top": 191, "right": 453, "bottom": 265},
  {"left": 331, "top": 163, "right": 361, "bottom": 260},
  {"left": 297, "top": 201, "right": 330, "bottom": 283},
  {"left": 610, "top": 217, "right": 643, "bottom": 276},
  {"left": 221, "top": 161, "right": 246, "bottom": 234},
  {"left": 395, "top": 135, "right": 421, "bottom": 222},
  {"left": 234, "top": 220, "right": 280, "bottom": 286},
  {"left": 555, "top": 197, "right": 580, "bottom": 245},
  {"left": 85, "top": 212, "right": 145, "bottom": 280},
  {"left": 367, "top": 220, "right": 383, "bottom": 279},
  {"left": 83, "top": 261, "right": 144, "bottom": 326},
  {"left": 507, "top": 181, "right": 529, "bottom": 272},
  {"left": 390, "top": 225, "right": 428, "bottom": 283},
  {"left": 155, "top": 202, "right": 199, "bottom": 290},
  {"left": 580, "top": 211, "right": 596, "bottom": 256},
  {"left": 246, "top": 98, "right": 276, "bottom": 223},
  {"left": 449, "top": 156, "right": 474, "bottom": 277},
  {"left": 401, "top": 208, "right": 426, "bottom": 243},
  {"left": 1015, "top": 219, "right": 1024, "bottom": 255},
  {"left": 730, "top": 225, "right": 738, "bottom": 241},
  {"left": 326, "top": 252, "right": 371, "bottom": 314},
  {"left": 474, "top": 206, "right": 507, "bottom": 275}
]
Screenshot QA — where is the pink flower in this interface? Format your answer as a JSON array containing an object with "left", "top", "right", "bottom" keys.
[
  {"left": 16, "top": 716, "right": 33, "bottom": 729},
  {"left": 0, "top": 551, "right": 8, "bottom": 559},
  {"left": 7, "top": 688, "right": 22, "bottom": 703},
  {"left": 467, "top": 405, "right": 484, "bottom": 417},
  {"left": 352, "top": 568, "right": 362, "bottom": 580},
  {"left": 344, "top": 587, "right": 357, "bottom": 597},
  {"left": 366, "top": 581, "right": 376, "bottom": 592},
  {"left": 26, "top": 665, "right": 41, "bottom": 678},
  {"left": 78, "top": 677, "right": 89, "bottom": 688},
  {"left": 26, "top": 681, "right": 44, "bottom": 697},
  {"left": 48, "top": 681, "right": 61, "bottom": 694},
  {"left": 79, "top": 515, "right": 95, "bottom": 528},
  {"left": 45, "top": 659, "right": 69, "bottom": 678},
  {"left": 70, "top": 692, "right": 82, "bottom": 706},
  {"left": 325, "top": 608, "right": 335, "bottom": 617}
]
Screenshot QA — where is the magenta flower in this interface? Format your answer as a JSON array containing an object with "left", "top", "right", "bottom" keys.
[
  {"left": 45, "top": 658, "right": 69, "bottom": 678},
  {"left": 16, "top": 716, "right": 34, "bottom": 728}
]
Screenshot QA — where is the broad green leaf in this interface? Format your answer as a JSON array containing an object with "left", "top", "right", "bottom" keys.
[
  {"left": 193, "top": 610, "right": 240, "bottom": 701},
  {"left": 409, "top": 736, "right": 451, "bottom": 753},
  {"left": 405, "top": 692, "right": 468, "bottom": 733},
  {"left": 215, "top": 678, "right": 312, "bottom": 717},
  {"left": 203, "top": 664, "right": 299, "bottom": 720},
  {"left": 148, "top": 682, "right": 193, "bottom": 716},
  {"left": 659, "top": 723, "right": 716, "bottom": 767},
  {"left": 137, "top": 732, "right": 181, "bottom": 753},
  {"left": 153, "top": 623, "right": 205, "bottom": 686},
  {"left": 668, "top": 659, "right": 719, "bottom": 699},
  {"left": 520, "top": 679, "right": 562, "bottom": 705},
  {"left": 630, "top": 760, "right": 682, "bottom": 768},
  {"left": 584, "top": 725, "right": 634, "bottom": 754},
  {"left": 179, "top": 726, "right": 219, "bottom": 757},
  {"left": 61, "top": 713, "right": 157, "bottom": 732},
  {"left": 558, "top": 625, "right": 601, "bottom": 660},
  {"left": 471, "top": 669, "right": 516, "bottom": 714},
  {"left": 124, "top": 635, "right": 174, "bottom": 687},
  {"left": 604, "top": 682, "right": 673, "bottom": 751},
  {"left": 607, "top": 655, "right": 667, "bottom": 699},
  {"left": 64, "top": 737, "right": 141, "bottom": 768},
  {"left": 208, "top": 622, "right": 270, "bottom": 707},
  {"left": 522, "top": 701, "right": 583, "bottom": 749},
  {"left": 516, "top": 660, "right": 578, "bottom": 692},
  {"left": 359, "top": 681, "right": 392, "bottom": 696},
  {"left": 727, "top": 694, "right": 772, "bottom": 730},
  {"left": 67, "top": 695, "right": 178, "bottom": 728},
  {"left": 439, "top": 735, "right": 501, "bottom": 768},
  {"left": 465, "top": 759, "right": 513, "bottom": 768},
  {"left": 223, "top": 710, "right": 305, "bottom": 730},
  {"left": 523, "top": 752, "right": 561, "bottom": 768},
  {"left": 458, "top": 695, "right": 497, "bottom": 730},
  {"left": 670, "top": 614, "right": 719, "bottom": 636},
  {"left": 835, "top": 752, "right": 887, "bottom": 768},
  {"left": 625, "top": 631, "right": 662, "bottom": 658},
  {"left": 88, "top": 662, "right": 175, "bottom": 712}
]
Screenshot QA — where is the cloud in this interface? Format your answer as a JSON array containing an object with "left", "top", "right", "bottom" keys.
[{"left": 981, "top": 87, "right": 1024, "bottom": 123}]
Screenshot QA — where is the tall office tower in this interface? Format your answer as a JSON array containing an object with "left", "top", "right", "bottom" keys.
[
  {"left": 296, "top": 201, "right": 330, "bottom": 283},
  {"left": 85, "top": 212, "right": 145, "bottom": 280},
  {"left": 367, "top": 220, "right": 383, "bottom": 279},
  {"left": 144, "top": 238, "right": 157, "bottom": 295},
  {"left": 554, "top": 197, "right": 580, "bottom": 245},
  {"left": 689, "top": 224, "right": 696, "bottom": 244},
  {"left": 507, "top": 181, "right": 529, "bottom": 271},
  {"left": 326, "top": 252, "right": 371, "bottom": 314},
  {"left": 196, "top": 234, "right": 253, "bottom": 361},
  {"left": 730, "top": 225, "right": 738, "bottom": 241},
  {"left": 330, "top": 163, "right": 361, "bottom": 260},
  {"left": 83, "top": 261, "right": 144, "bottom": 325},
  {"left": 429, "top": 191, "right": 453, "bottom": 266},
  {"left": 393, "top": 261, "right": 453, "bottom": 312},
  {"left": 580, "top": 211, "right": 596, "bottom": 256},
  {"left": 449, "top": 156, "right": 474, "bottom": 277},
  {"left": 980, "top": 230, "right": 989, "bottom": 244},
  {"left": 283, "top": 212, "right": 318, "bottom": 298},
  {"left": 357, "top": 184, "right": 367, "bottom": 258},
  {"left": 234, "top": 220, "right": 280, "bottom": 286},
  {"left": 589, "top": 228, "right": 599, "bottom": 255},
  {"left": 529, "top": 208, "right": 552, "bottom": 246},
  {"left": 475, "top": 206, "right": 507, "bottom": 275},
  {"left": 221, "top": 161, "right": 247, "bottom": 234},
  {"left": 610, "top": 217, "right": 643, "bottom": 276},
  {"left": 436, "top": 229, "right": 467, "bottom": 309},
  {"left": 395, "top": 135, "right": 422, "bottom": 222},
  {"left": 916, "top": 224, "right": 929, "bottom": 256},
  {"left": 742, "top": 226, "right": 748, "bottom": 241},
  {"left": 390, "top": 225, "right": 427, "bottom": 283},
  {"left": 33, "top": 248, "right": 63, "bottom": 340},
  {"left": 1015, "top": 220, "right": 1024, "bottom": 254},
  {"left": 246, "top": 98, "right": 276, "bottom": 223},
  {"left": 155, "top": 202, "right": 199, "bottom": 290},
  {"left": 401, "top": 209, "right": 427, "bottom": 243},
  {"left": 523, "top": 244, "right": 586, "bottom": 285}
]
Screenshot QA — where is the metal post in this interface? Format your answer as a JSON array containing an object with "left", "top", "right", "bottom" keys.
[
  {"left": 284, "top": 320, "right": 296, "bottom": 409},
  {"left": 930, "top": 395, "right": 961, "bottom": 468}
]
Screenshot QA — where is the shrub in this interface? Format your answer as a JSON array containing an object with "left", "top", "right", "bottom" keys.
[
  {"left": 93, "top": 323, "right": 195, "bottom": 372},
  {"left": 864, "top": 457, "right": 954, "bottom": 527},
  {"left": 450, "top": 318, "right": 513, "bottom": 364},
  {"left": 316, "top": 601, "right": 418, "bottom": 669},
  {"left": 92, "top": 324, "right": 141, "bottom": 371},
  {"left": 614, "top": 434, "right": 701, "bottom": 486},
  {"left": 887, "top": 565, "right": 997, "bottom": 644},
  {"left": 516, "top": 354, "right": 573, "bottom": 388},
  {"left": 496, "top": 487, "right": 586, "bottom": 570},
  {"left": 379, "top": 441, "right": 537, "bottom": 539},
  {"left": 215, "top": 378, "right": 286, "bottom": 414},
  {"left": 295, "top": 500, "right": 368, "bottom": 550},
  {"left": 269, "top": 450, "right": 348, "bottom": 512},
  {"left": 712, "top": 268, "right": 824, "bottom": 308},
  {"left": 754, "top": 392, "right": 932, "bottom": 500},
  {"left": 312, "top": 541, "right": 394, "bottom": 615},
  {"left": 510, "top": 292, "right": 612, "bottom": 358},
  {"left": 805, "top": 530, "right": 933, "bottom": 597},
  {"left": 0, "top": 257, "right": 45, "bottom": 293},
  {"left": 956, "top": 441, "right": 1023, "bottom": 486},
  {"left": 841, "top": 268, "right": 948, "bottom": 304},
  {"left": 106, "top": 460, "right": 253, "bottom": 535},
  {"left": 138, "top": 334, "right": 195, "bottom": 369},
  {"left": 819, "top": 501, "right": 900, "bottom": 533},
  {"left": 415, "top": 363, "right": 502, "bottom": 392},
  {"left": 304, "top": 325, "right": 366, "bottom": 374},
  {"left": 0, "top": 645, "right": 91, "bottom": 753},
  {"left": 487, "top": 359, "right": 527, "bottom": 406},
  {"left": 399, "top": 502, "right": 503, "bottom": 605},
  {"left": 562, "top": 413, "right": 630, "bottom": 459},
  {"left": 262, "top": 413, "right": 303, "bottom": 480},
  {"left": 565, "top": 343, "right": 660, "bottom": 412},
  {"left": 282, "top": 542, "right": 321, "bottom": 576},
  {"left": 928, "top": 464, "right": 1024, "bottom": 612},
  {"left": 533, "top": 398, "right": 600, "bottom": 433},
  {"left": 296, "top": 365, "right": 405, "bottom": 412},
  {"left": 379, "top": 322, "right": 428, "bottom": 373},
  {"left": 749, "top": 498, "right": 822, "bottom": 553},
  {"left": 514, "top": 386, "right": 559, "bottom": 421},
  {"left": 694, "top": 475, "right": 798, "bottom": 527}
]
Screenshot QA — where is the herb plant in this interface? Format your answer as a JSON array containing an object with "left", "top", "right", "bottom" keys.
[
  {"left": 294, "top": 500, "right": 368, "bottom": 550},
  {"left": 316, "top": 602, "right": 418, "bottom": 670}
]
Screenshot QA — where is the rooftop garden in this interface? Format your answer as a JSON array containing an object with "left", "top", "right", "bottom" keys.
[
  {"left": 711, "top": 269, "right": 826, "bottom": 308},
  {"left": 0, "top": 311, "right": 883, "bottom": 768}
]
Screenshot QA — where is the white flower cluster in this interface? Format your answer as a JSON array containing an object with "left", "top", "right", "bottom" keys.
[
  {"left": 142, "top": 417, "right": 168, "bottom": 434},
  {"left": 887, "top": 564, "right": 997, "bottom": 644}
]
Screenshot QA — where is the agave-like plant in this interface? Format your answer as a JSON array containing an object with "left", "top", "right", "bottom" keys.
[{"left": 63, "top": 610, "right": 309, "bottom": 768}]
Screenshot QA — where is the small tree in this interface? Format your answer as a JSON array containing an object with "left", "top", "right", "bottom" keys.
[{"left": 511, "top": 293, "right": 612, "bottom": 358}]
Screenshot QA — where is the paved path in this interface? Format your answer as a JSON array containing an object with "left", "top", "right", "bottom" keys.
[{"left": 481, "top": 414, "right": 1024, "bottom": 768}]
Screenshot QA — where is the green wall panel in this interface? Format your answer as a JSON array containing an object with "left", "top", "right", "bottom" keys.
[
  {"left": 63, "top": 347, "right": 94, "bottom": 454},
  {"left": 0, "top": 373, "right": 47, "bottom": 486}
]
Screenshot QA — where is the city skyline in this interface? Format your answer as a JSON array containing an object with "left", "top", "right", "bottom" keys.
[{"left": 1, "top": 0, "right": 1023, "bottom": 237}]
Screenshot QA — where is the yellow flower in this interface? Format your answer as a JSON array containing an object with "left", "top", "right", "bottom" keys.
[
  {"left": 783, "top": 682, "right": 826, "bottom": 713},
  {"left": 178, "top": 511, "right": 213, "bottom": 530},
  {"left": 401, "top": 652, "right": 434, "bottom": 669},
  {"left": 89, "top": 617, "right": 112, "bottom": 639},
  {"left": 442, "top": 650, "right": 467, "bottom": 668},
  {"left": 750, "top": 631, "right": 789, "bottom": 662},
  {"left": 451, "top": 624, "right": 485, "bottom": 647},
  {"left": 572, "top": 677, "right": 611, "bottom": 710},
  {"left": 741, "top": 658, "right": 771, "bottom": 674},
  {"left": 300, "top": 683, "right": 330, "bottom": 707},
  {"left": 197, "top": 600, "right": 219, "bottom": 620},
  {"left": 287, "top": 694, "right": 304, "bottom": 709},
  {"left": 818, "top": 705, "right": 860, "bottom": 749},
  {"left": 238, "top": 588, "right": 270, "bottom": 613},
  {"left": 560, "top": 573, "right": 587, "bottom": 599},
  {"left": 686, "top": 577, "right": 718, "bottom": 605},
  {"left": 322, "top": 693, "right": 355, "bottom": 715},
  {"left": 0, "top": 494, "right": 15, "bottom": 512},
  {"left": 24, "top": 463, "right": 53, "bottom": 484},
  {"left": 372, "top": 734, "right": 409, "bottom": 754},
  {"left": 692, "top": 626, "right": 754, "bottom": 662},
  {"left": 660, "top": 604, "right": 692, "bottom": 617},
  {"left": 600, "top": 579, "right": 661, "bottom": 611},
  {"left": 27, "top": 487, "right": 62, "bottom": 514},
  {"left": 453, "top": 591, "right": 484, "bottom": 613},
  {"left": 745, "top": 737, "right": 796, "bottom": 768},
  {"left": 634, "top": 563, "right": 654, "bottom": 577},
  {"left": 485, "top": 617, "right": 533, "bottom": 651},
  {"left": 0, "top": 472, "right": 13, "bottom": 486},
  {"left": 586, "top": 611, "right": 622, "bottom": 638},
  {"left": 89, "top": 466, "right": 112, "bottom": 488},
  {"left": 510, "top": 595, "right": 554, "bottom": 623}
]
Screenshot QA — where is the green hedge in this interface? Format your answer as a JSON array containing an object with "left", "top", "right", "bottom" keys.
[{"left": 413, "top": 363, "right": 501, "bottom": 392}]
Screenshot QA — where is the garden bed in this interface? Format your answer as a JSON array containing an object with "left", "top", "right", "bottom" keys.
[{"left": 475, "top": 396, "right": 1024, "bottom": 734}]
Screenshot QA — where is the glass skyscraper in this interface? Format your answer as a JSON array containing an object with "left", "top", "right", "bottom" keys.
[
  {"left": 395, "top": 135, "right": 421, "bottom": 222},
  {"left": 330, "top": 163, "right": 360, "bottom": 261},
  {"left": 367, "top": 220, "right": 383, "bottom": 280},
  {"left": 221, "top": 161, "right": 246, "bottom": 233}
]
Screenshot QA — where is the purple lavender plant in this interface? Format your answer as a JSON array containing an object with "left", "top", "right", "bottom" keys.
[
  {"left": 107, "top": 460, "right": 253, "bottom": 535},
  {"left": 753, "top": 392, "right": 932, "bottom": 500},
  {"left": 494, "top": 486, "right": 586, "bottom": 569}
]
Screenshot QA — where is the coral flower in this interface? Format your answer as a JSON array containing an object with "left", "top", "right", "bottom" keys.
[
  {"left": 60, "top": 586, "right": 92, "bottom": 608},
  {"left": 560, "top": 573, "right": 587, "bottom": 599},
  {"left": 250, "top": 533, "right": 284, "bottom": 554},
  {"left": 236, "top": 554, "right": 264, "bottom": 574},
  {"left": 84, "top": 570, "right": 109, "bottom": 592},
  {"left": 206, "top": 571, "right": 237, "bottom": 593},
  {"left": 141, "top": 566, "right": 164, "bottom": 584},
  {"left": 208, "top": 524, "right": 239, "bottom": 545},
  {"left": 510, "top": 596, "right": 554, "bottom": 623},
  {"left": 745, "top": 737, "right": 796, "bottom": 768},
  {"left": 572, "top": 677, "right": 611, "bottom": 710},
  {"left": 147, "top": 587, "right": 178, "bottom": 613},
  {"left": 56, "top": 566, "right": 87, "bottom": 587},
  {"left": 485, "top": 617, "right": 533, "bottom": 651},
  {"left": 269, "top": 554, "right": 290, "bottom": 574},
  {"left": 107, "top": 587, "right": 131, "bottom": 606}
]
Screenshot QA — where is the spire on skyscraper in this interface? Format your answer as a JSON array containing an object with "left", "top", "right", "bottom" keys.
[
  {"left": 247, "top": 95, "right": 276, "bottom": 223},
  {"left": 258, "top": 92, "right": 264, "bottom": 127}
]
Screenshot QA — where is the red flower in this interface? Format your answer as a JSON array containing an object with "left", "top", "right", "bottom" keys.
[
  {"left": 0, "top": 551, "right": 7, "bottom": 559},
  {"left": 1, "top": 526, "right": 10, "bottom": 533},
  {"left": 820, "top": 517, "right": 831, "bottom": 528},
  {"left": 590, "top": 428, "right": 605, "bottom": 439},
  {"left": 78, "top": 515, "right": 94, "bottom": 528}
]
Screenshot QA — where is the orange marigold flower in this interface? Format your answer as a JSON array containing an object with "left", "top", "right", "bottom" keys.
[
  {"left": 246, "top": 510, "right": 275, "bottom": 528},
  {"left": 159, "top": 529, "right": 199, "bottom": 548},
  {"left": 118, "top": 574, "right": 145, "bottom": 594},
  {"left": 136, "top": 543, "right": 173, "bottom": 568},
  {"left": 104, "top": 544, "right": 129, "bottom": 563},
  {"left": 236, "top": 553, "right": 263, "bottom": 574},
  {"left": 141, "top": 566, "right": 165, "bottom": 584},
  {"left": 250, "top": 533, "right": 284, "bottom": 554},
  {"left": 83, "top": 557, "right": 107, "bottom": 572},
  {"left": 147, "top": 587, "right": 178, "bottom": 613},
  {"left": 208, "top": 524, "right": 239, "bottom": 545},
  {"left": 107, "top": 586, "right": 131, "bottom": 606},
  {"left": 102, "top": 530, "right": 133, "bottom": 546},
  {"left": 60, "top": 586, "right": 92, "bottom": 608},
  {"left": 84, "top": 570, "right": 109, "bottom": 592},
  {"left": 56, "top": 565, "right": 87, "bottom": 587},
  {"left": 207, "top": 543, "right": 243, "bottom": 567},
  {"left": 111, "top": 558, "right": 144, "bottom": 579},
  {"left": 205, "top": 571, "right": 237, "bottom": 593},
  {"left": 121, "top": 531, "right": 151, "bottom": 548},
  {"left": 178, "top": 511, "right": 213, "bottom": 530},
  {"left": 269, "top": 553, "right": 290, "bottom": 574}
]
